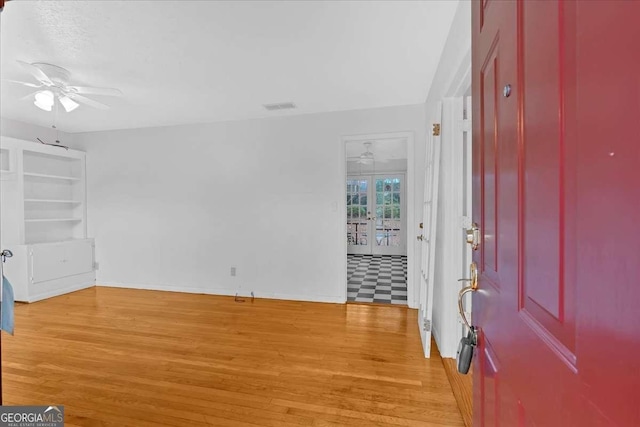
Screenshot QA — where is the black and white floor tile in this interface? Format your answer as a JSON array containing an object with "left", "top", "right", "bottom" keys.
[{"left": 347, "top": 254, "right": 408, "bottom": 305}]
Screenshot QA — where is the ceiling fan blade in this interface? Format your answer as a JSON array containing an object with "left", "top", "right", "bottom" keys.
[
  {"left": 67, "top": 93, "right": 109, "bottom": 110},
  {"left": 19, "top": 90, "right": 41, "bottom": 101},
  {"left": 68, "top": 86, "right": 123, "bottom": 96},
  {"left": 16, "top": 60, "right": 53, "bottom": 85},
  {"left": 2, "top": 79, "right": 43, "bottom": 88}
]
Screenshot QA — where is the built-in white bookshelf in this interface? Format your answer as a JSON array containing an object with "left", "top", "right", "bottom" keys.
[
  {"left": 0, "top": 136, "right": 94, "bottom": 302},
  {"left": 17, "top": 146, "right": 87, "bottom": 244}
]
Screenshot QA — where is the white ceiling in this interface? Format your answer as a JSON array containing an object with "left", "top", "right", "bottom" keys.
[{"left": 0, "top": 1, "right": 458, "bottom": 133}]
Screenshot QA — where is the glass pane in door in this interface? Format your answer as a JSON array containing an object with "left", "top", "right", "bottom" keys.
[
  {"left": 347, "top": 179, "right": 369, "bottom": 247},
  {"left": 375, "top": 177, "right": 401, "bottom": 247}
]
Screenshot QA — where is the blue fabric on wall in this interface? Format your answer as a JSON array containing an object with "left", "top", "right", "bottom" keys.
[{"left": 1, "top": 275, "right": 15, "bottom": 335}]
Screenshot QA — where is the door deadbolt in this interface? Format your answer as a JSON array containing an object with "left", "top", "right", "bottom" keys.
[{"left": 465, "top": 223, "right": 480, "bottom": 250}]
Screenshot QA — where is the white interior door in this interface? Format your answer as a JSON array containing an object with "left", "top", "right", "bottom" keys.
[
  {"left": 347, "top": 177, "right": 372, "bottom": 255},
  {"left": 419, "top": 102, "right": 442, "bottom": 357},
  {"left": 347, "top": 174, "right": 406, "bottom": 256},
  {"left": 372, "top": 175, "right": 405, "bottom": 256}
]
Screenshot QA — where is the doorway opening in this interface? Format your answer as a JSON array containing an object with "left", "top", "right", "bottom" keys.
[{"left": 344, "top": 136, "right": 409, "bottom": 305}]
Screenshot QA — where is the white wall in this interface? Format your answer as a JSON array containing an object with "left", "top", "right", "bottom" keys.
[
  {"left": 72, "top": 104, "right": 425, "bottom": 303},
  {"left": 422, "top": 0, "right": 471, "bottom": 357},
  {"left": 0, "top": 117, "right": 75, "bottom": 145}
]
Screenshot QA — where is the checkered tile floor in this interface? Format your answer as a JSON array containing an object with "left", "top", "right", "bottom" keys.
[{"left": 347, "top": 254, "right": 408, "bottom": 305}]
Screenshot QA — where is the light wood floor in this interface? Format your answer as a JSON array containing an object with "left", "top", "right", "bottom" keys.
[{"left": 2, "top": 287, "right": 464, "bottom": 427}]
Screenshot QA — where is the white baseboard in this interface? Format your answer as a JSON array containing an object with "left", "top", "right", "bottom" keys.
[
  {"left": 29, "top": 278, "right": 95, "bottom": 303},
  {"left": 97, "top": 281, "right": 345, "bottom": 304},
  {"left": 433, "top": 326, "right": 456, "bottom": 358},
  {"left": 433, "top": 325, "right": 445, "bottom": 357}
]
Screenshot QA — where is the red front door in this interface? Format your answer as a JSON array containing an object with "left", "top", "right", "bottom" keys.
[{"left": 472, "top": 1, "right": 640, "bottom": 425}]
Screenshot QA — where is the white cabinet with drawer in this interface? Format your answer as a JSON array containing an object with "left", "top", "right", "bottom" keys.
[
  {"left": 31, "top": 239, "right": 94, "bottom": 283},
  {"left": 3, "top": 239, "right": 96, "bottom": 302}
]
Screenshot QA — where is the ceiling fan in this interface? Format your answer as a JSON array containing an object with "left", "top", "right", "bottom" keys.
[
  {"left": 3, "top": 60, "right": 123, "bottom": 112},
  {"left": 348, "top": 142, "right": 389, "bottom": 165}
]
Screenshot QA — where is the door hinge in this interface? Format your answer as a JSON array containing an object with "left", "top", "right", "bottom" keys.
[
  {"left": 423, "top": 319, "right": 431, "bottom": 332},
  {"left": 432, "top": 123, "right": 441, "bottom": 136}
]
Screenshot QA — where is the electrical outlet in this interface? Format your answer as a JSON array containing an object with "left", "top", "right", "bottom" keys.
[{"left": 230, "top": 267, "right": 236, "bottom": 277}]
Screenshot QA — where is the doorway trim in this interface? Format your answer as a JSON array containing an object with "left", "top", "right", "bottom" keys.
[{"left": 340, "top": 131, "right": 415, "bottom": 308}]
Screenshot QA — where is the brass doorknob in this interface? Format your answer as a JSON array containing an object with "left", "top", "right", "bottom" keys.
[
  {"left": 457, "top": 262, "right": 478, "bottom": 290},
  {"left": 457, "top": 262, "right": 478, "bottom": 331}
]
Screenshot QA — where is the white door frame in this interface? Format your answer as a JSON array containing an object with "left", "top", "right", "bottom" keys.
[{"left": 341, "top": 132, "right": 416, "bottom": 308}]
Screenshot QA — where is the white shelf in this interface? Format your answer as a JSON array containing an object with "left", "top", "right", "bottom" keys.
[
  {"left": 25, "top": 218, "right": 82, "bottom": 223},
  {"left": 24, "top": 199, "right": 82, "bottom": 204},
  {"left": 23, "top": 172, "right": 80, "bottom": 181}
]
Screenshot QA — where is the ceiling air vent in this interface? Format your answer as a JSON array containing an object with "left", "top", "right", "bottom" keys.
[{"left": 263, "top": 102, "right": 297, "bottom": 111}]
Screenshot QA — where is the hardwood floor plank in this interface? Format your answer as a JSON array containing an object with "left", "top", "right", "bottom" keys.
[{"left": 2, "top": 287, "right": 464, "bottom": 426}]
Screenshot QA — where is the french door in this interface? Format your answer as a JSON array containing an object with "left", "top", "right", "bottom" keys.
[{"left": 347, "top": 174, "right": 405, "bottom": 256}]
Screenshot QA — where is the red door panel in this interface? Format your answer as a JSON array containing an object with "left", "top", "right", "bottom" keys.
[
  {"left": 473, "top": 0, "right": 640, "bottom": 426},
  {"left": 518, "top": 0, "right": 577, "bottom": 367},
  {"left": 521, "top": 0, "right": 566, "bottom": 322},
  {"left": 481, "top": 47, "right": 498, "bottom": 278},
  {"left": 573, "top": 1, "right": 640, "bottom": 424},
  {"left": 473, "top": 0, "right": 520, "bottom": 423},
  {"left": 480, "top": 339, "right": 500, "bottom": 426}
]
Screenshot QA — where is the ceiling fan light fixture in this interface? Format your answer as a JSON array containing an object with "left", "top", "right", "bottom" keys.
[
  {"left": 14, "top": 61, "right": 121, "bottom": 112},
  {"left": 359, "top": 153, "right": 374, "bottom": 164},
  {"left": 34, "top": 90, "right": 54, "bottom": 111},
  {"left": 357, "top": 142, "right": 375, "bottom": 164},
  {"left": 59, "top": 95, "right": 79, "bottom": 112}
]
